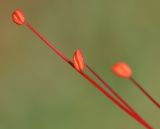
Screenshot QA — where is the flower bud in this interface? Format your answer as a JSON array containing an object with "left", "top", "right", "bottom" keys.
[
  {"left": 73, "top": 49, "right": 85, "bottom": 72},
  {"left": 112, "top": 62, "right": 132, "bottom": 78},
  {"left": 12, "top": 9, "right": 25, "bottom": 25}
]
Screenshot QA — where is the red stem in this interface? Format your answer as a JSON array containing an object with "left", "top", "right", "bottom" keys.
[
  {"left": 86, "top": 65, "right": 152, "bottom": 127},
  {"left": 79, "top": 71, "right": 153, "bottom": 129},
  {"left": 130, "top": 77, "right": 160, "bottom": 109},
  {"left": 24, "top": 22, "right": 153, "bottom": 129},
  {"left": 25, "top": 22, "right": 70, "bottom": 64}
]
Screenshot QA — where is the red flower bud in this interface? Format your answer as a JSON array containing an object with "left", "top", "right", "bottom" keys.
[
  {"left": 112, "top": 62, "right": 132, "bottom": 78},
  {"left": 73, "top": 49, "right": 85, "bottom": 72},
  {"left": 12, "top": 9, "right": 25, "bottom": 25}
]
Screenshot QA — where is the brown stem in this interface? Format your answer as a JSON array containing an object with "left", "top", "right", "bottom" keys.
[{"left": 130, "top": 77, "right": 160, "bottom": 109}]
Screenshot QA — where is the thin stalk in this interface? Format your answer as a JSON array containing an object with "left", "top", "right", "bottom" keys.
[
  {"left": 24, "top": 21, "right": 153, "bottom": 129},
  {"left": 86, "top": 65, "right": 151, "bottom": 128},
  {"left": 78, "top": 71, "right": 153, "bottom": 129},
  {"left": 130, "top": 77, "right": 160, "bottom": 109}
]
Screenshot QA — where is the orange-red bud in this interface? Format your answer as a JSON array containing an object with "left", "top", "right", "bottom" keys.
[
  {"left": 12, "top": 9, "right": 25, "bottom": 25},
  {"left": 112, "top": 62, "right": 132, "bottom": 78},
  {"left": 73, "top": 49, "right": 85, "bottom": 72}
]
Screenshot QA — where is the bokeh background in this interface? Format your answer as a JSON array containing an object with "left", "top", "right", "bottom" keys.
[{"left": 0, "top": 0, "right": 160, "bottom": 129}]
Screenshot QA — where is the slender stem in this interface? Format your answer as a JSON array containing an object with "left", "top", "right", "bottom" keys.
[
  {"left": 130, "top": 77, "right": 160, "bottom": 109},
  {"left": 24, "top": 22, "right": 153, "bottom": 129},
  {"left": 86, "top": 65, "right": 151, "bottom": 127},
  {"left": 25, "top": 22, "right": 70, "bottom": 64},
  {"left": 79, "top": 71, "right": 153, "bottom": 129}
]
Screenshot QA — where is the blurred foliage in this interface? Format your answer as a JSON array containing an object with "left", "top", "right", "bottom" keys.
[{"left": 0, "top": 0, "right": 160, "bottom": 129}]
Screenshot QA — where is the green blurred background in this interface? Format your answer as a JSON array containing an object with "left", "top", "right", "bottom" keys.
[{"left": 0, "top": 0, "right": 160, "bottom": 129}]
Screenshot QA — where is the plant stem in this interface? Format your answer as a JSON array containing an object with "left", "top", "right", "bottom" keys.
[
  {"left": 86, "top": 65, "right": 152, "bottom": 128},
  {"left": 79, "top": 71, "right": 153, "bottom": 129},
  {"left": 25, "top": 22, "right": 70, "bottom": 64},
  {"left": 24, "top": 22, "right": 154, "bottom": 129},
  {"left": 130, "top": 77, "right": 160, "bottom": 109}
]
